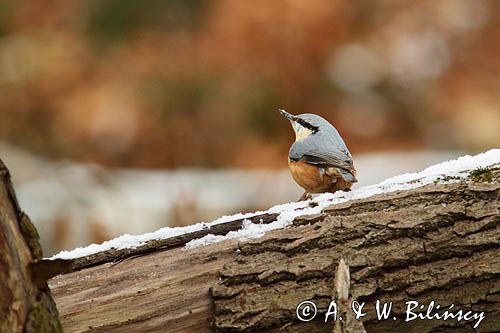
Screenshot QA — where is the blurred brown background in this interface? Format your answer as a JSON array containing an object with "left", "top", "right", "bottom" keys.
[{"left": 0, "top": 0, "right": 498, "bottom": 255}]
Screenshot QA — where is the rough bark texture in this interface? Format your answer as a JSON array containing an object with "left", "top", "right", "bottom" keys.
[
  {"left": 49, "top": 168, "right": 500, "bottom": 333},
  {"left": 212, "top": 179, "right": 500, "bottom": 333},
  {"left": 0, "top": 159, "right": 62, "bottom": 333}
]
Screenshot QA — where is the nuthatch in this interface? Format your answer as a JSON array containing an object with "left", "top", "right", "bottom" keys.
[{"left": 279, "top": 109, "right": 357, "bottom": 201}]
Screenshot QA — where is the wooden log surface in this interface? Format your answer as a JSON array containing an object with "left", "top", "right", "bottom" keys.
[
  {"left": 212, "top": 180, "right": 499, "bottom": 332},
  {"left": 49, "top": 169, "right": 500, "bottom": 333},
  {"left": 0, "top": 159, "right": 62, "bottom": 332}
]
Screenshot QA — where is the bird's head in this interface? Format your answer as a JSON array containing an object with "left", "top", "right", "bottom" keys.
[{"left": 279, "top": 109, "right": 326, "bottom": 141}]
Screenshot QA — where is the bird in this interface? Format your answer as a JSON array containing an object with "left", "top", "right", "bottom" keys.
[{"left": 279, "top": 109, "right": 357, "bottom": 201}]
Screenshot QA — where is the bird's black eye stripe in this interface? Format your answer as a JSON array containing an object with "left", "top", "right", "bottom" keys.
[{"left": 297, "top": 119, "right": 319, "bottom": 132}]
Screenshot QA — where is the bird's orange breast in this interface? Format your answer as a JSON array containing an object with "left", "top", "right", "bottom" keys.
[
  {"left": 288, "top": 160, "right": 328, "bottom": 193},
  {"left": 288, "top": 160, "right": 355, "bottom": 193}
]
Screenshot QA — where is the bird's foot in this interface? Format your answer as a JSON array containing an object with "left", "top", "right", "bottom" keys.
[{"left": 298, "top": 191, "right": 312, "bottom": 201}]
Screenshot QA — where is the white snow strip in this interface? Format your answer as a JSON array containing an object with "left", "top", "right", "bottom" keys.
[
  {"left": 184, "top": 205, "right": 327, "bottom": 249},
  {"left": 50, "top": 149, "right": 499, "bottom": 259}
]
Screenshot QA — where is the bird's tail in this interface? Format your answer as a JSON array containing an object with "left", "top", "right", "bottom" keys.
[{"left": 337, "top": 168, "right": 358, "bottom": 183}]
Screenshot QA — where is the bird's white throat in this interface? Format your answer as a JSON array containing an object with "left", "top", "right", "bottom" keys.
[{"left": 293, "top": 122, "right": 313, "bottom": 141}]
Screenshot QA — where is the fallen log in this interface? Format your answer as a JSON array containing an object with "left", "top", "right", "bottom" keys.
[{"left": 48, "top": 163, "right": 500, "bottom": 332}]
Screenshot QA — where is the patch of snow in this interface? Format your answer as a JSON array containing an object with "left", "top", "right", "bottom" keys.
[
  {"left": 185, "top": 205, "right": 327, "bottom": 249},
  {"left": 50, "top": 149, "right": 499, "bottom": 259}
]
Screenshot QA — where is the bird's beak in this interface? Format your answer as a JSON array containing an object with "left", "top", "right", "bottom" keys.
[{"left": 279, "top": 109, "right": 296, "bottom": 121}]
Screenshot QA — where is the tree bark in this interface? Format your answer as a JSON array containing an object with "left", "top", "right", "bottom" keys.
[
  {"left": 49, "top": 168, "right": 500, "bottom": 333},
  {"left": 212, "top": 180, "right": 499, "bottom": 333},
  {"left": 0, "top": 159, "right": 63, "bottom": 333}
]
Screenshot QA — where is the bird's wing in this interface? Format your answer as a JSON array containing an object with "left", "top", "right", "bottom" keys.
[
  {"left": 300, "top": 150, "right": 352, "bottom": 169},
  {"left": 302, "top": 150, "right": 357, "bottom": 182},
  {"left": 291, "top": 141, "right": 357, "bottom": 182}
]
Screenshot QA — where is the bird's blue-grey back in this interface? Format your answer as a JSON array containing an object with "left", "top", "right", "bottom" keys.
[{"left": 289, "top": 113, "right": 356, "bottom": 181}]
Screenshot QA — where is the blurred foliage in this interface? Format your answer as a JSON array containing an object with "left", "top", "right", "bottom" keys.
[
  {"left": 246, "top": 84, "right": 283, "bottom": 138},
  {"left": 88, "top": 0, "right": 206, "bottom": 44},
  {"left": 0, "top": 0, "right": 498, "bottom": 168},
  {"left": 144, "top": 74, "right": 215, "bottom": 117},
  {"left": 0, "top": 2, "right": 12, "bottom": 37}
]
